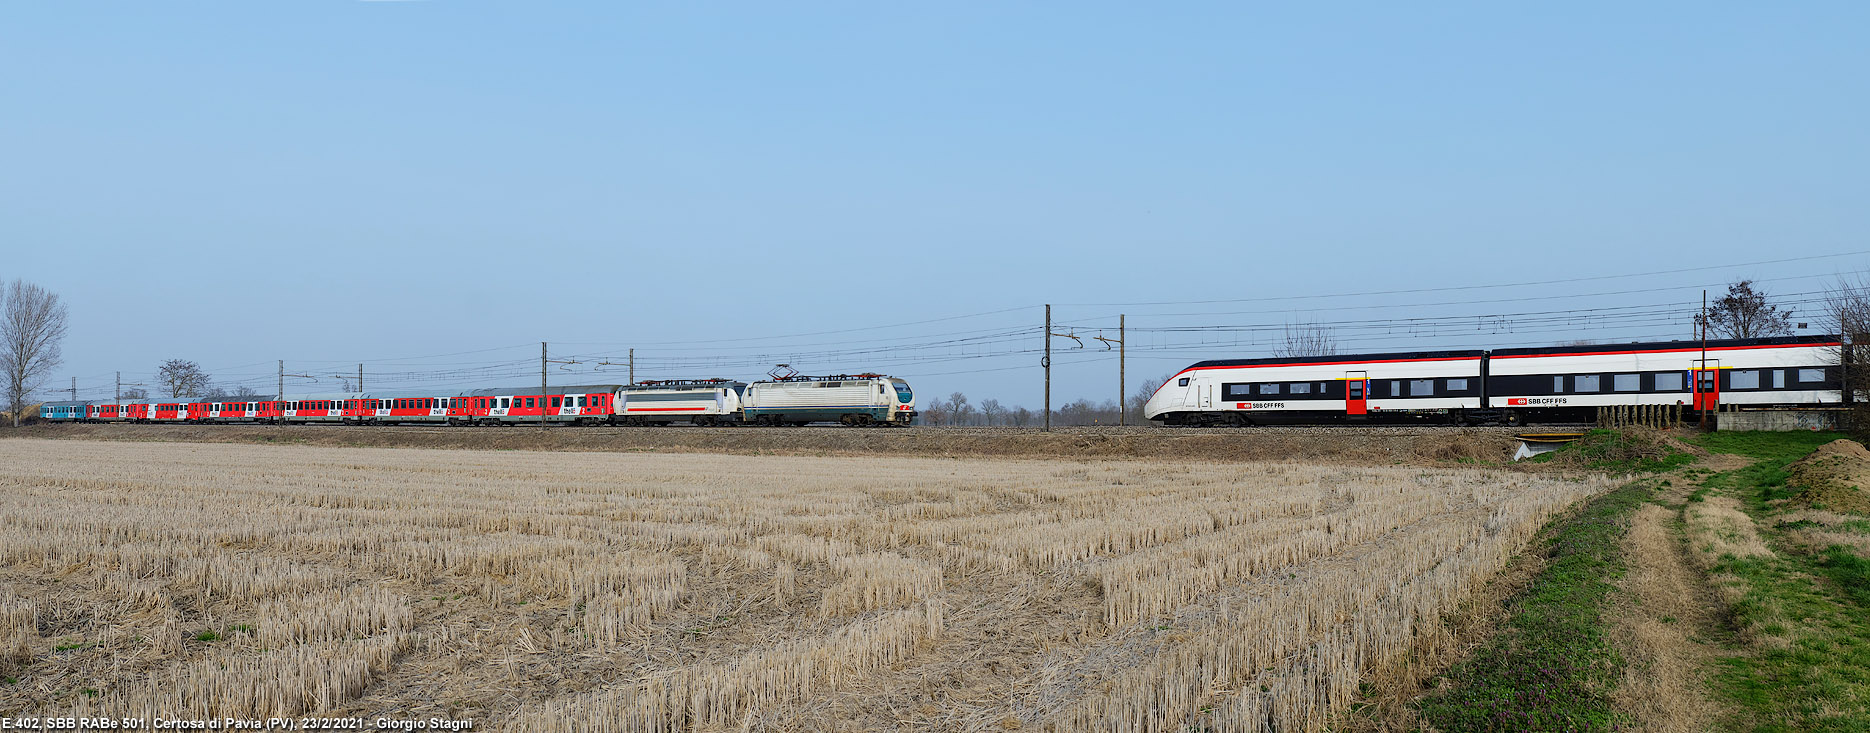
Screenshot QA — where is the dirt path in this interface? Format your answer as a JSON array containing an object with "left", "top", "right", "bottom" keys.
[{"left": 1606, "top": 454, "right": 1747, "bottom": 732}]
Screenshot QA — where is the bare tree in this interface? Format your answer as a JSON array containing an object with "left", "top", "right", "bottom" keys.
[
  {"left": 2, "top": 280, "right": 70, "bottom": 427},
  {"left": 947, "top": 392, "right": 972, "bottom": 426},
  {"left": 156, "top": 360, "right": 211, "bottom": 399},
  {"left": 1824, "top": 272, "right": 1870, "bottom": 432},
  {"left": 979, "top": 398, "right": 1005, "bottom": 426},
  {"left": 921, "top": 396, "right": 951, "bottom": 426},
  {"left": 203, "top": 384, "right": 230, "bottom": 401},
  {"left": 1272, "top": 321, "right": 1338, "bottom": 358},
  {"left": 1705, "top": 280, "right": 1794, "bottom": 340},
  {"left": 1012, "top": 407, "right": 1033, "bottom": 426},
  {"left": 120, "top": 387, "right": 147, "bottom": 400},
  {"left": 230, "top": 385, "right": 262, "bottom": 399}
]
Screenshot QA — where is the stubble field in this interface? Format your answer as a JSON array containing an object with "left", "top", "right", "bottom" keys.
[{"left": 0, "top": 438, "right": 1610, "bottom": 731}]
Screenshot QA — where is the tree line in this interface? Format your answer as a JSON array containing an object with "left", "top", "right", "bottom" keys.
[{"left": 916, "top": 376, "right": 1172, "bottom": 427}]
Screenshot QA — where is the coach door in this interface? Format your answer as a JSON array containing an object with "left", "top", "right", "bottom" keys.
[
  {"left": 1344, "top": 371, "right": 1368, "bottom": 416},
  {"left": 1693, "top": 361, "right": 1721, "bottom": 411}
]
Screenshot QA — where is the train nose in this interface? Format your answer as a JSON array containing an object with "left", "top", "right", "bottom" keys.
[{"left": 1143, "top": 387, "right": 1170, "bottom": 422}]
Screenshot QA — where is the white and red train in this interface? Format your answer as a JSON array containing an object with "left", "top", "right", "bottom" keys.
[
  {"left": 1144, "top": 335, "right": 1844, "bottom": 427},
  {"left": 40, "top": 374, "right": 918, "bottom": 427}
]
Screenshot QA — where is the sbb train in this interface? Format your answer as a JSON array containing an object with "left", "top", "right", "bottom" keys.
[
  {"left": 1144, "top": 335, "right": 1844, "bottom": 427},
  {"left": 40, "top": 374, "right": 918, "bottom": 427}
]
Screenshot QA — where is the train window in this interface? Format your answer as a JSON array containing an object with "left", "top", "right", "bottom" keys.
[
  {"left": 1656, "top": 372, "right": 1683, "bottom": 391},
  {"left": 1289, "top": 383, "right": 1310, "bottom": 394},
  {"left": 1409, "top": 380, "right": 1434, "bottom": 396},
  {"left": 1731, "top": 370, "right": 1760, "bottom": 389},
  {"left": 500, "top": 398, "right": 510, "bottom": 408},
  {"left": 1177, "top": 378, "right": 1189, "bottom": 387},
  {"left": 1575, "top": 375, "right": 1600, "bottom": 392},
  {"left": 1613, "top": 374, "right": 1640, "bottom": 392},
  {"left": 551, "top": 396, "right": 561, "bottom": 409},
  {"left": 1773, "top": 370, "right": 1786, "bottom": 389},
  {"left": 1553, "top": 376, "right": 1565, "bottom": 393},
  {"left": 526, "top": 397, "right": 536, "bottom": 408},
  {"left": 1800, "top": 369, "right": 1825, "bottom": 383},
  {"left": 1390, "top": 381, "right": 1401, "bottom": 397},
  {"left": 1258, "top": 383, "right": 1279, "bottom": 395},
  {"left": 1223, "top": 384, "right": 1251, "bottom": 400},
  {"left": 1447, "top": 378, "right": 1468, "bottom": 391}
]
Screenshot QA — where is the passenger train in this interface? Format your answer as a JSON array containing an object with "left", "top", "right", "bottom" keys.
[
  {"left": 39, "top": 374, "right": 917, "bottom": 427},
  {"left": 1144, "top": 335, "right": 1844, "bottom": 427}
]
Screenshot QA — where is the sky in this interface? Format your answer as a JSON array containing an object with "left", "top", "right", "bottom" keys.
[{"left": 5, "top": 2, "right": 1869, "bottom": 408}]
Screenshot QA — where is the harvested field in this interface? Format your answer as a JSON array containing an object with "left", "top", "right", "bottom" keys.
[
  {"left": 14, "top": 422, "right": 1532, "bottom": 464},
  {"left": 0, "top": 438, "right": 1612, "bottom": 731}
]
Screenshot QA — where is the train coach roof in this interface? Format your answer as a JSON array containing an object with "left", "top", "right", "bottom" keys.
[
  {"left": 623, "top": 380, "right": 746, "bottom": 391},
  {"left": 41, "top": 400, "right": 91, "bottom": 407},
  {"left": 1187, "top": 350, "right": 1486, "bottom": 370},
  {"left": 462, "top": 384, "right": 623, "bottom": 397},
  {"left": 1487, "top": 334, "right": 1841, "bottom": 357},
  {"left": 751, "top": 375, "right": 898, "bottom": 384}
]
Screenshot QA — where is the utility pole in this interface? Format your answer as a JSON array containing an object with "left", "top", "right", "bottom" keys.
[
  {"left": 629, "top": 348, "right": 635, "bottom": 385},
  {"left": 1044, "top": 305, "right": 1051, "bottom": 432},
  {"left": 1699, "top": 290, "right": 1709, "bottom": 431},
  {"left": 71, "top": 377, "right": 77, "bottom": 401},
  {"left": 539, "top": 342, "right": 580, "bottom": 431},
  {"left": 115, "top": 372, "right": 120, "bottom": 402},
  {"left": 358, "top": 364, "right": 364, "bottom": 393},
  {"left": 278, "top": 361, "right": 285, "bottom": 425}
]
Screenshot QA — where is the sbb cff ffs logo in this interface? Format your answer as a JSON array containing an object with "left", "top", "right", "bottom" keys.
[{"left": 1506, "top": 398, "right": 1568, "bottom": 406}]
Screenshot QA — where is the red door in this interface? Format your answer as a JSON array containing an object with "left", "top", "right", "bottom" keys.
[
  {"left": 1693, "top": 363, "right": 1720, "bottom": 411},
  {"left": 1345, "top": 372, "right": 1368, "bottom": 416}
]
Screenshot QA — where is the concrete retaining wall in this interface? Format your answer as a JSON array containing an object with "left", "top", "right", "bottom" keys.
[{"left": 1716, "top": 410, "right": 1841, "bottom": 432}]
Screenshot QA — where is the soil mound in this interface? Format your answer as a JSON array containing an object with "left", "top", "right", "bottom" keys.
[{"left": 1787, "top": 439, "right": 1870, "bottom": 515}]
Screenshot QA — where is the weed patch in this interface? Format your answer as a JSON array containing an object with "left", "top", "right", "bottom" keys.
[{"left": 1533, "top": 428, "right": 1695, "bottom": 473}]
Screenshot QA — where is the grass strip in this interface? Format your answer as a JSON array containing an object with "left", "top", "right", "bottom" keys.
[
  {"left": 1412, "top": 480, "right": 1651, "bottom": 732},
  {"left": 1690, "top": 431, "right": 1870, "bottom": 731}
]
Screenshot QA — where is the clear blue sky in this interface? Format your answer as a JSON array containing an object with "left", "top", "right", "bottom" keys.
[{"left": 6, "top": 2, "right": 1868, "bottom": 407}]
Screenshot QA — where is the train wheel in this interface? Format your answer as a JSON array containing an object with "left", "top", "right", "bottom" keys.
[
  {"left": 1503, "top": 410, "right": 1523, "bottom": 427},
  {"left": 839, "top": 415, "right": 856, "bottom": 426}
]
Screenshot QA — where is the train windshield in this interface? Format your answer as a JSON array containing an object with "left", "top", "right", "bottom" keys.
[{"left": 891, "top": 380, "right": 913, "bottom": 403}]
